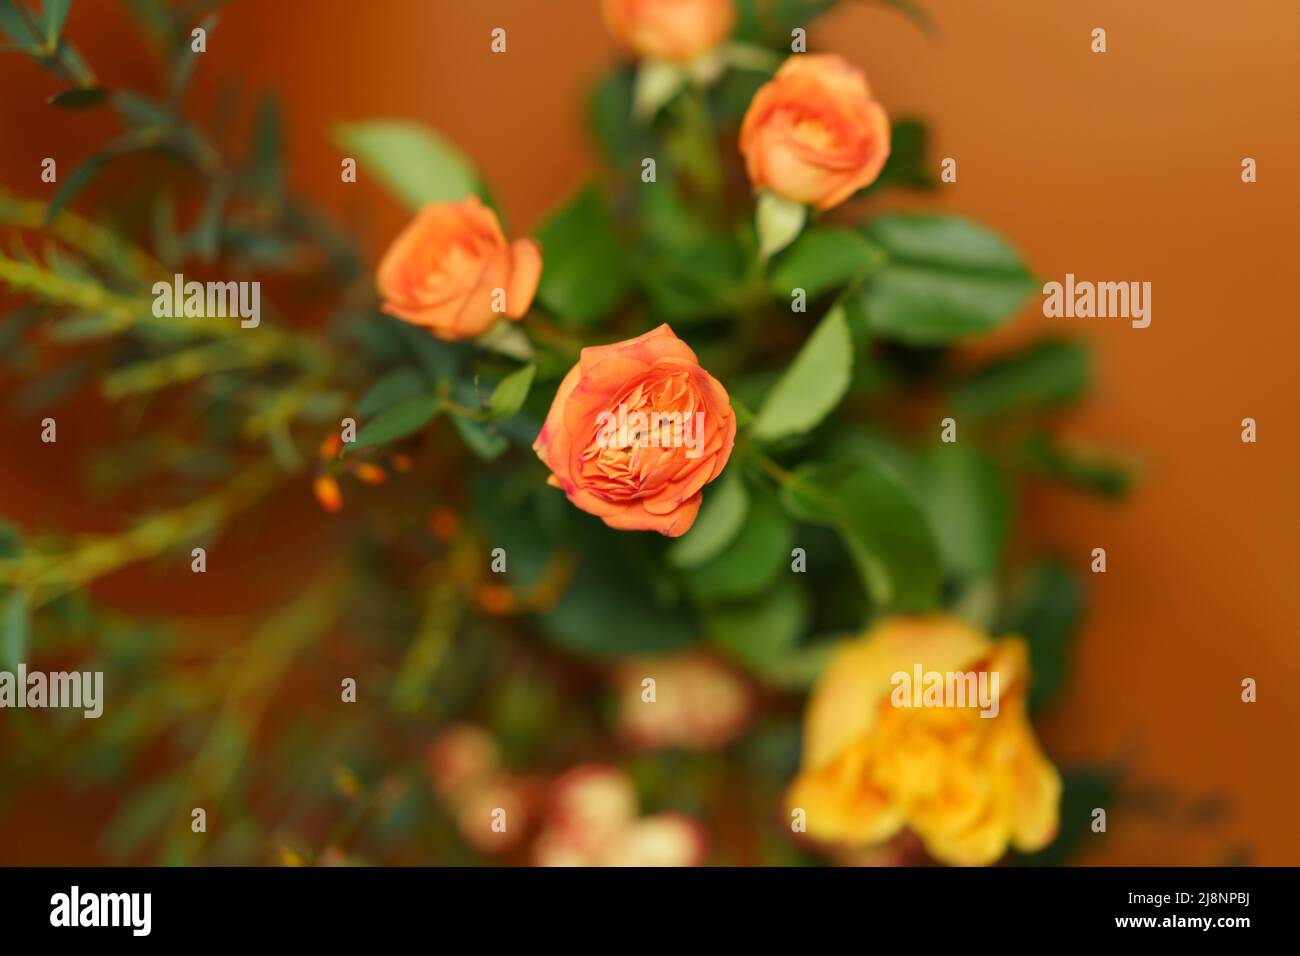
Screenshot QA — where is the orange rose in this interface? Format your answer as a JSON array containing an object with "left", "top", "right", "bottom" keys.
[
  {"left": 376, "top": 195, "right": 542, "bottom": 341},
  {"left": 533, "top": 325, "right": 736, "bottom": 538},
  {"left": 740, "top": 54, "right": 891, "bottom": 211},
  {"left": 602, "top": 0, "right": 735, "bottom": 63}
]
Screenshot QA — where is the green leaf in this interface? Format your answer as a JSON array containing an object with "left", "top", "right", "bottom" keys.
[
  {"left": 734, "top": 0, "right": 837, "bottom": 45},
  {"left": 1, "top": 589, "right": 29, "bottom": 670},
  {"left": 1022, "top": 433, "right": 1136, "bottom": 499},
  {"left": 684, "top": 485, "right": 792, "bottom": 602},
  {"left": 47, "top": 86, "right": 109, "bottom": 109},
  {"left": 534, "top": 186, "right": 631, "bottom": 324},
  {"left": 450, "top": 414, "right": 509, "bottom": 461},
  {"left": 768, "top": 227, "right": 885, "bottom": 300},
  {"left": 865, "top": 117, "right": 935, "bottom": 193},
  {"left": 351, "top": 394, "right": 441, "bottom": 449},
  {"left": 913, "top": 446, "right": 1011, "bottom": 578},
  {"left": 44, "top": 128, "right": 160, "bottom": 225},
  {"left": 858, "top": 213, "right": 1036, "bottom": 344},
  {"left": 485, "top": 363, "right": 535, "bottom": 421},
  {"left": 354, "top": 367, "right": 427, "bottom": 418},
  {"left": 667, "top": 467, "right": 749, "bottom": 568},
  {"left": 640, "top": 233, "right": 748, "bottom": 322},
  {"left": 0, "top": 0, "right": 41, "bottom": 45},
  {"left": 756, "top": 190, "right": 807, "bottom": 259},
  {"left": 954, "top": 340, "right": 1090, "bottom": 418},
  {"left": 1000, "top": 560, "right": 1083, "bottom": 713},
  {"left": 589, "top": 68, "right": 654, "bottom": 170},
  {"left": 332, "top": 120, "right": 478, "bottom": 209},
  {"left": 706, "top": 577, "right": 822, "bottom": 687},
  {"left": 781, "top": 459, "right": 941, "bottom": 611},
  {"left": 753, "top": 304, "right": 853, "bottom": 442},
  {"left": 542, "top": 558, "right": 696, "bottom": 658},
  {"left": 42, "top": 0, "right": 70, "bottom": 48}
]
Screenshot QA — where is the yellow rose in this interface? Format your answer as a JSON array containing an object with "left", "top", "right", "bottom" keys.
[{"left": 786, "top": 616, "right": 1061, "bottom": 866}]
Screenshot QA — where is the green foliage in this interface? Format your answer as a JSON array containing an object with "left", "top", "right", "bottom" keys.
[
  {"left": 955, "top": 340, "right": 1090, "bottom": 418},
  {"left": 332, "top": 120, "right": 479, "bottom": 209},
  {"left": 534, "top": 186, "right": 631, "bottom": 324},
  {"left": 667, "top": 468, "right": 749, "bottom": 568},
  {"left": 858, "top": 213, "right": 1037, "bottom": 344},
  {"left": 913, "top": 445, "right": 1011, "bottom": 579},
  {"left": 684, "top": 484, "right": 792, "bottom": 602},
  {"left": 1000, "top": 560, "right": 1084, "bottom": 712},
  {"left": 752, "top": 304, "right": 853, "bottom": 442},
  {"left": 1023, "top": 433, "right": 1136, "bottom": 499},
  {"left": 781, "top": 459, "right": 942, "bottom": 611},
  {"left": 485, "top": 362, "right": 536, "bottom": 422},
  {"left": 352, "top": 395, "right": 441, "bottom": 449},
  {"left": 768, "top": 227, "right": 884, "bottom": 300}
]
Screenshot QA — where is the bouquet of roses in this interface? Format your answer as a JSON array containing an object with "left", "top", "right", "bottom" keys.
[{"left": 0, "top": 0, "right": 1128, "bottom": 866}]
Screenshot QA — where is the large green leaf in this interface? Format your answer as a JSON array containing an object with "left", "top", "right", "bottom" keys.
[
  {"left": 954, "top": 340, "right": 1090, "bottom": 418},
  {"left": 534, "top": 186, "right": 631, "bottom": 324},
  {"left": 667, "top": 468, "right": 749, "bottom": 569},
  {"left": 768, "top": 227, "right": 885, "bottom": 300},
  {"left": 780, "top": 459, "right": 941, "bottom": 611},
  {"left": 706, "top": 577, "right": 827, "bottom": 687},
  {"left": 913, "top": 446, "right": 1012, "bottom": 578},
  {"left": 858, "top": 214, "right": 1036, "bottom": 344},
  {"left": 332, "top": 120, "right": 478, "bottom": 209},
  {"left": 684, "top": 486, "right": 792, "bottom": 602},
  {"left": 752, "top": 305, "right": 853, "bottom": 442}
]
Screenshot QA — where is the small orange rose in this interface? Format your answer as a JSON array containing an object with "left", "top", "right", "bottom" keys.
[
  {"left": 533, "top": 325, "right": 736, "bottom": 538},
  {"left": 602, "top": 0, "right": 735, "bottom": 63},
  {"left": 740, "top": 54, "right": 891, "bottom": 211},
  {"left": 376, "top": 195, "right": 542, "bottom": 341}
]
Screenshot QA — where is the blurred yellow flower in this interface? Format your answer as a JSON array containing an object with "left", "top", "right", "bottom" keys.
[{"left": 786, "top": 616, "right": 1061, "bottom": 866}]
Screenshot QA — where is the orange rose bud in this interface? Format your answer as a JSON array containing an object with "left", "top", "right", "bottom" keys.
[
  {"left": 602, "top": 0, "right": 735, "bottom": 63},
  {"left": 313, "top": 475, "right": 343, "bottom": 514},
  {"left": 533, "top": 325, "right": 736, "bottom": 538},
  {"left": 740, "top": 54, "right": 891, "bottom": 211},
  {"left": 377, "top": 196, "right": 542, "bottom": 341}
]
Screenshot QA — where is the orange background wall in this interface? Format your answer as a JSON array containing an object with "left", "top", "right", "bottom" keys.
[{"left": 1, "top": 0, "right": 1297, "bottom": 863}]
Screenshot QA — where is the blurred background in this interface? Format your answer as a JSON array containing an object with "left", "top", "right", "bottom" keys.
[{"left": 0, "top": 0, "right": 1297, "bottom": 864}]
